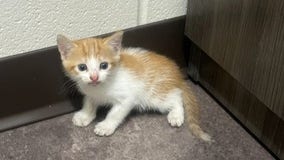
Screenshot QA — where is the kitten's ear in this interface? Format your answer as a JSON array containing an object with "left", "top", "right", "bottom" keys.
[
  {"left": 104, "top": 31, "right": 124, "bottom": 53},
  {"left": 57, "top": 34, "right": 75, "bottom": 60}
]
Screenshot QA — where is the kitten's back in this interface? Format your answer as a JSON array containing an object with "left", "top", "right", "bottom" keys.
[{"left": 120, "top": 48, "right": 185, "bottom": 90}]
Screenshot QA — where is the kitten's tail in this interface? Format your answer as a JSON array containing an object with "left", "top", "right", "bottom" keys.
[{"left": 182, "top": 84, "right": 212, "bottom": 142}]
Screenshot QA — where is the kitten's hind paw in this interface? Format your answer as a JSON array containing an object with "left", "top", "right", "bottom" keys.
[
  {"left": 94, "top": 121, "right": 116, "bottom": 136},
  {"left": 167, "top": 111, "right": 184, "bottom": 127},
  {"left": 72, "top": 111, "right": 94, "bottom": 127}
]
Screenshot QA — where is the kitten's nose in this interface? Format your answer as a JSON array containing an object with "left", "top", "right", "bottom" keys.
[{"left": 90, "top": 74, "right": 99, "bottom": 82}]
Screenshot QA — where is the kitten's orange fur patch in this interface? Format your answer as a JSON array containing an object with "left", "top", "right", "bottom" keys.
[{"left": 121, "top": 51, "right": 184, "bottom": 96}]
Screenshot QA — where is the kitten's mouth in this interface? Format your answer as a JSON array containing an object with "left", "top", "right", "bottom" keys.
[{"left": 88, "top": 81, "right": 101, "bottom": 86}]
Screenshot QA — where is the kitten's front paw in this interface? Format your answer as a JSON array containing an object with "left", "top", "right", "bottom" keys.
[
  {"left": 94, "top": 121, "right": 116, "bottom": 136},
  {"left": 72, "top": 111, "right": 94, "bottom": 127},
  {"left": 167, "top": 111, "right": 184, "bottom": 127}
]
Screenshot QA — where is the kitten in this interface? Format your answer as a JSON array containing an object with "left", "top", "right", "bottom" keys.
[{"left": 57, "top": 31, "right": 211, "bottom": 141}]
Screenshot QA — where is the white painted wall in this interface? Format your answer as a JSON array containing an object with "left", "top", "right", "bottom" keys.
[{"left": 0, "top": 0, "right": 187, "bottom": 57}]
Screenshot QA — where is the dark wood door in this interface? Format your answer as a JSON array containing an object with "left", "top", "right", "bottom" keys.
[
  {"left": 185, "top": 0, "right": 284, "bottom": 159},
  {"left": 185, "top": 0, "right": 284, "bottom": 119}
]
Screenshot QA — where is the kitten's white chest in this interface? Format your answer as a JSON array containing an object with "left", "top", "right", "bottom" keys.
[{"left": 78, "top": 69, "right": 143, "bottom": 105}]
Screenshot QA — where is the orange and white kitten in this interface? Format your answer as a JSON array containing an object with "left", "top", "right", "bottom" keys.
[{"left": 57, "top": 32, "right": 211, "bottom": 141}]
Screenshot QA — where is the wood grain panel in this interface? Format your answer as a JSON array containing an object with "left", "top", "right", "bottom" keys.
[
  {"left": 187, "top": 44, "right": 283, "bottom": 159},
  {"left": 185, "top": 0, "right": 284, "bottom": 119}
]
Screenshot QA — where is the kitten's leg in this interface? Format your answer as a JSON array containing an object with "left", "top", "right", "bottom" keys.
[
  {"left": 166, "top": 90, "right": 185, "bottom": 127},
  {"left": 167, "top": 104, "right": 184, "bottom": 127},
  {"left": 72, "top": 97, "right": 97, "bottom": 127},
  {"left": 94, "top": 101, "right": 133, "bottom": 136}
]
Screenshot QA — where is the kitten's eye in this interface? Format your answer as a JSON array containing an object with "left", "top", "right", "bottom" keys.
[
  {"left": 100, "top": 62, "right": 108, "bottom": 70},
  {"left": 78, "top": 64, "right": 87, "bottom": 71}
]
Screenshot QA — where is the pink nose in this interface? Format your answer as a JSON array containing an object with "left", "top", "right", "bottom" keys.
[{"left": 90, "top": 74, "right": 99, "bottom": 82}]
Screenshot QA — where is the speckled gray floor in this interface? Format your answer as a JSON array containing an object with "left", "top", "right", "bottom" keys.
[{"left": 0, "top": 81, "right": 274, "bottom": 160}]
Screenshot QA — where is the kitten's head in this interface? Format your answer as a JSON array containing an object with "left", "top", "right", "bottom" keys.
[{"left": 57, "top": 31, "right": 123, "bottom": 86}]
